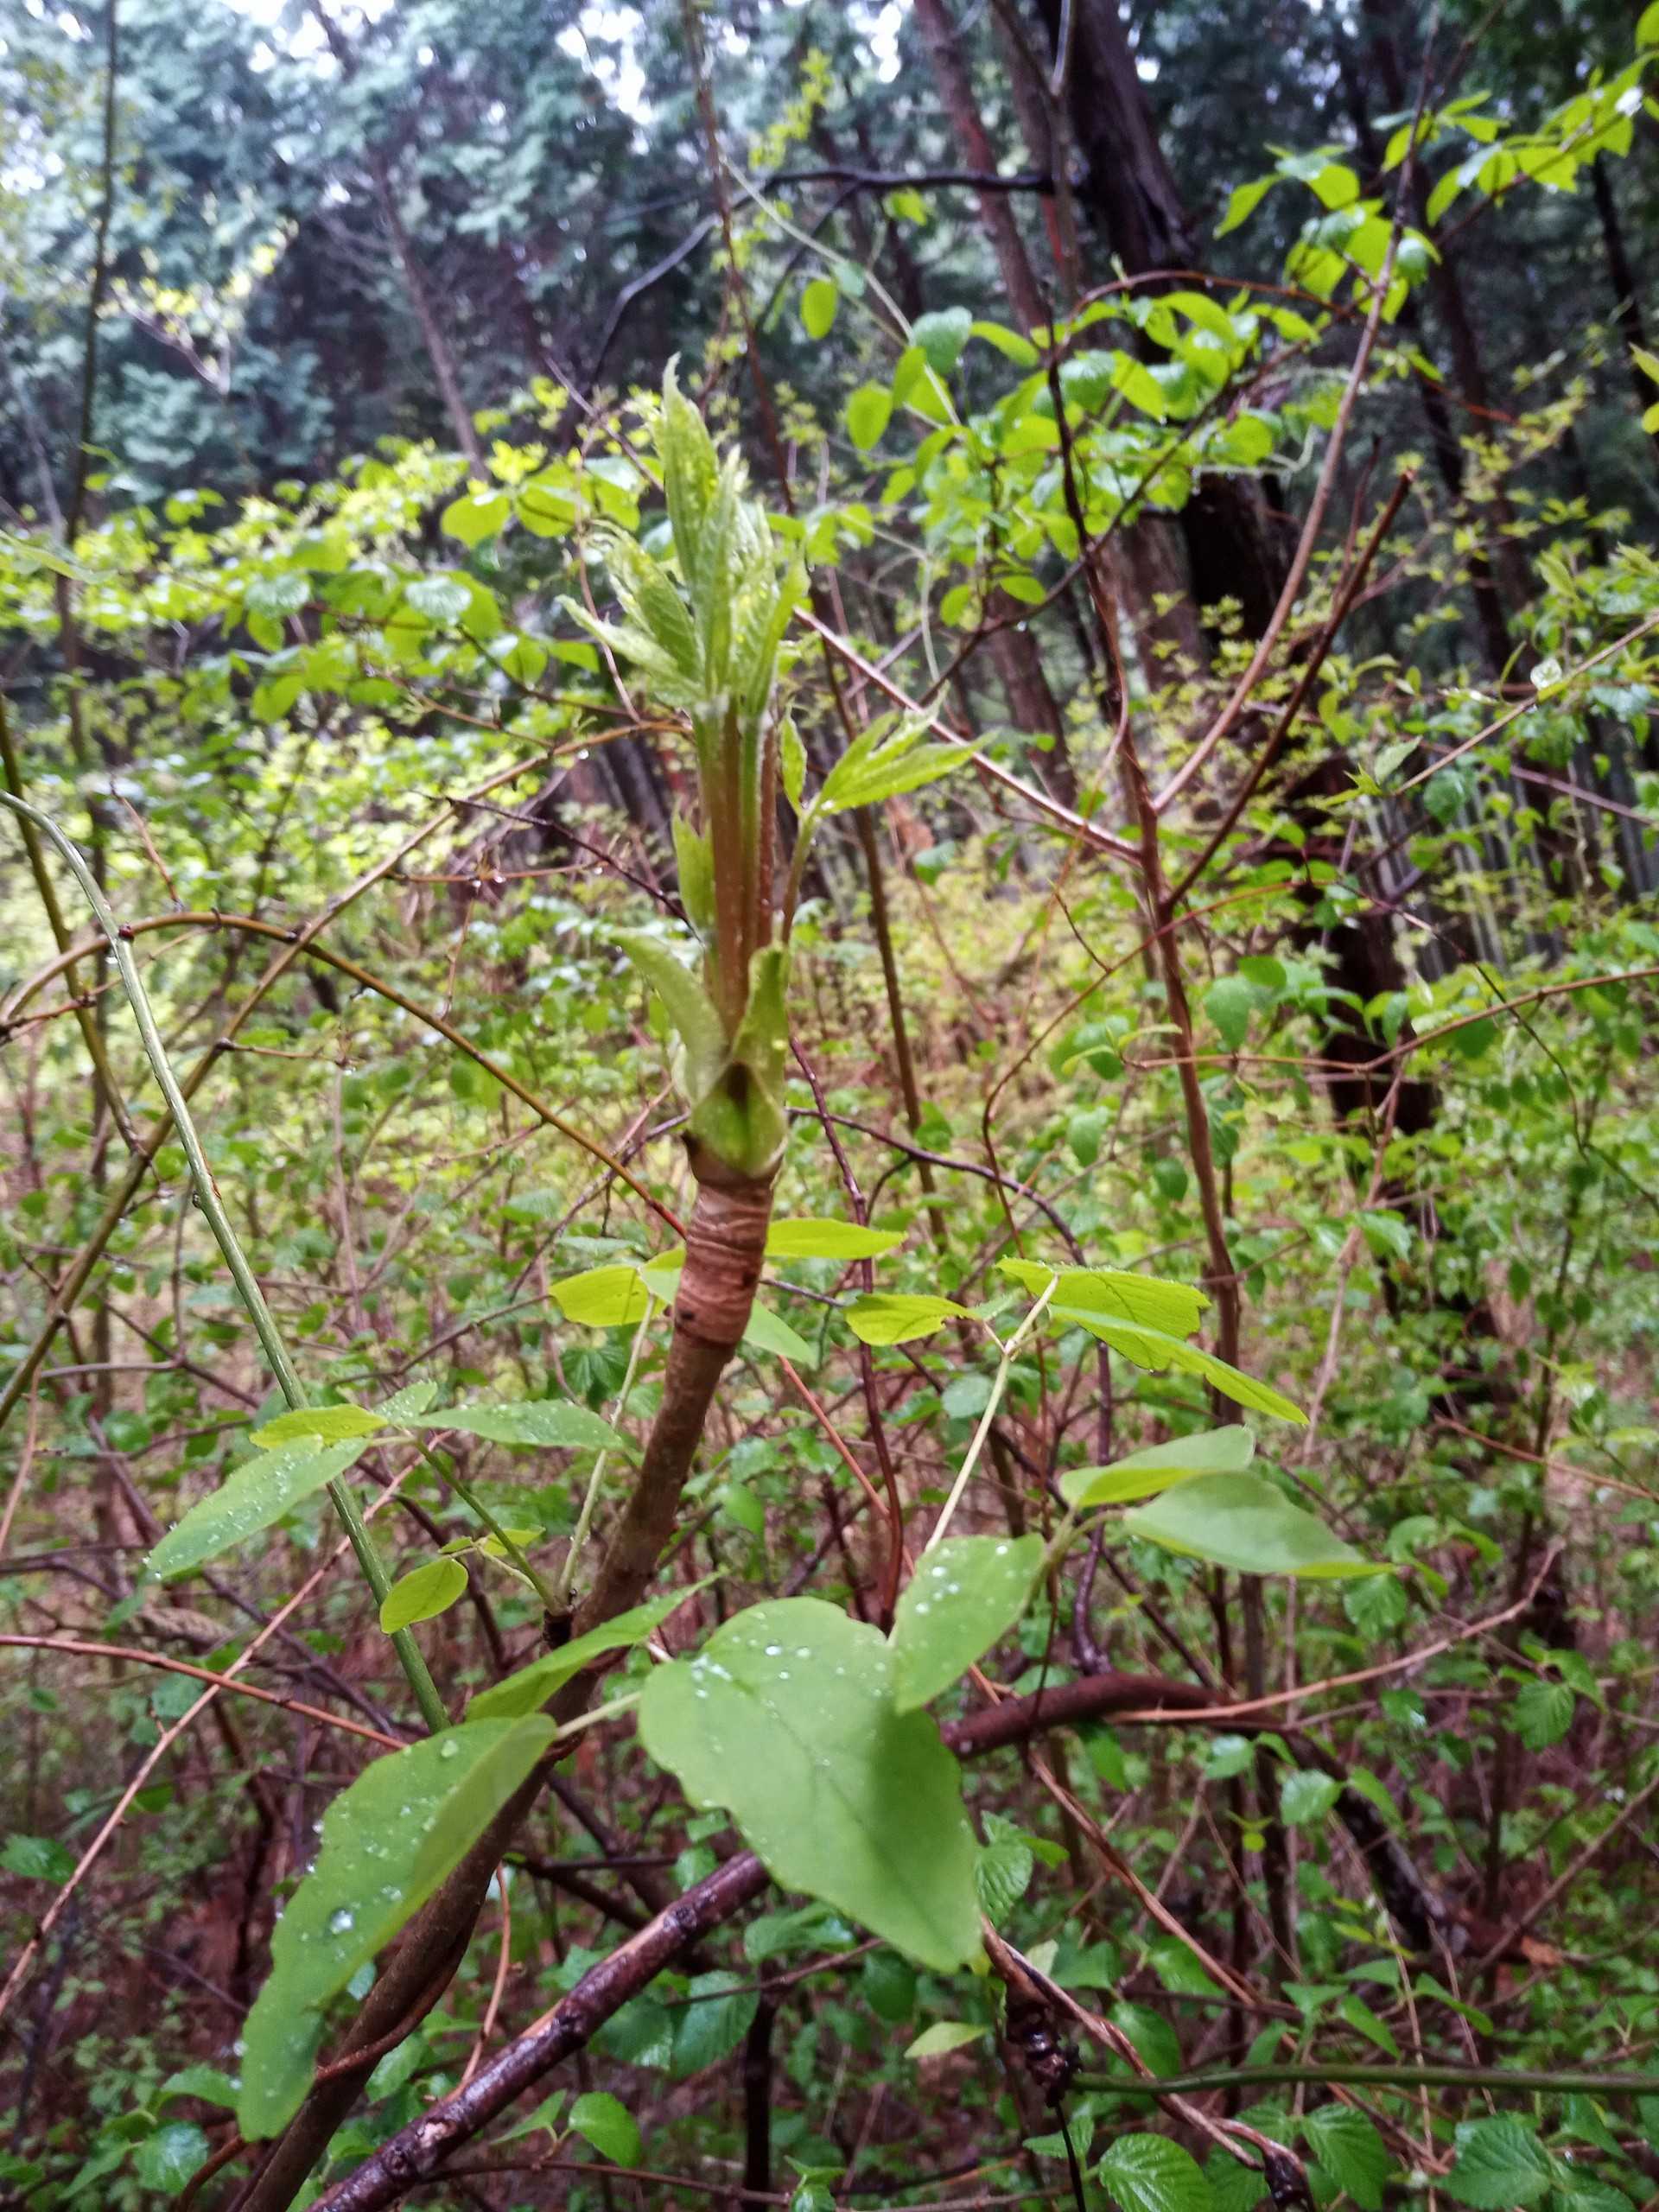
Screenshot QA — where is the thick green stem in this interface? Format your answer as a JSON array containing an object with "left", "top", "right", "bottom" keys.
[{"left": 0, "top": 789, "right": 446, "bottom": 1735}]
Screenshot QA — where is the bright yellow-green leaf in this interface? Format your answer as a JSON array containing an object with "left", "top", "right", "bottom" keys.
[
  {"left": 846, "top": 384, "right": 893, "bottom": 451},
  {"left": 441, "top": 489, "right": 511, "bottom": 546},
  {"left": 766, "top": 1218, "right": 904, "bottom": 1261},
  {"left": 801, "top": 278, "right": 839, "bottom": 340},
  {"left": 378, "top": 1554, "right": 468, "bottom": 1632},
  {"left": 906, "top": 2020, "right": 987, "bottom": 2059},
  {"left": 846, "top": 1293, "right": 972, "bottom": 1345},
  {"left": 550, "top": 1265, "right": 653, "bottom": 1327},
  {"left": 251, "top": 1404, "right": 386, "bottom": 1449}
]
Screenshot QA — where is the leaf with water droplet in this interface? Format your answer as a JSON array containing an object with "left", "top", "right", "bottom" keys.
[
  {"left": 238, "top": 1715, "right": 554, "bottom": 2139},
  {"left": 639, "top": 1598, "right": 982, "bottom": 1973},
  {"left": 148, "top": 1439, "right": 372, "bottom": 1582},
  {"left": 409, "top": 1398, "right": 625, "bottom": 1452},
  {"left": 890, "top": 1535, "right": 1044, "bottom": 1713}
]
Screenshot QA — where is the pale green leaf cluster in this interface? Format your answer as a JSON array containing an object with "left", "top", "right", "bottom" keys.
[{"left": 568, "top": 363, "right": 804, "bottom": 747}]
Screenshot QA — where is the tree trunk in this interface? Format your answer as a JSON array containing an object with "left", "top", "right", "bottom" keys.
[
  {"left": 1337, "top": 41, "right": 1516, "bottom": 676},
  {"left": 372, "top": 156, "right": 483, "bottom": 471},
  {"left": 908, "top": 0, "right": 1078, "bottom": 805},
  {"left": 1028, "top": 0, "right": 1296, "bottom": 639},
  {"left": 1357, "top": 0, "right": 1531, "bottom": 615},
  {"left": 1591, "top": 156, "right": 1659, "bottom": 482},
  {"left": 910, "top": 0, "right": 1049, "bottom": 334},
  {"left": 305, "top": 3, "right": 481, "bottom": 469}
]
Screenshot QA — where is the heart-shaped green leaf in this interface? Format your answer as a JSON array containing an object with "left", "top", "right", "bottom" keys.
[{"left": 639, "top": 1598, "right": 981, "bottom": 1971}]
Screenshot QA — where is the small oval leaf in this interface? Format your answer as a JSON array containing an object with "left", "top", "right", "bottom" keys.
[{"left": 378, "top": 1554, "right": 469, "bottom": 1633}]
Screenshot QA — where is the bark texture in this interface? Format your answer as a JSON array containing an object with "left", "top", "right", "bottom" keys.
[{"left": 232, "top": 1160, "right": 775, "bottom": 2211}]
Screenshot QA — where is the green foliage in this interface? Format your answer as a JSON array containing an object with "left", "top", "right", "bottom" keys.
[
  {"left": 889, "top": 1535, "right": 1044, "bottom": 1711},
  {"left": 639, "top": 1599, "right": 982, "bottom": 1970},
  {"left": 5, "top": 3, "right": 1659, "bottom": 2201},
  {"left": 238, "top": 1718, "right": 555, "bottom": 2136}
]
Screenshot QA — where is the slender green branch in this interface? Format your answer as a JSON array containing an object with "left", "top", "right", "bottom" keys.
[
  {"left": 1087, "top": 2062, "right": 1659, "bottom": 2098},
  {"left": 404, "top": 1435, "right": 561, "bottom": 1615},
  {"left": 0, "top": 788, "right": 448, "bottom": 1735},
  {"left": 924, "top": 1283, "right": 1055, "bottom": 1552}
]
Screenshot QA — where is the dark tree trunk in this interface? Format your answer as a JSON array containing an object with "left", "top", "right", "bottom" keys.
[
  {"left": 1337, "top": 38, "right": 1516, "bottom": 676},
  {"left": 909, "top": 0, "right": 1078, "bottom": 805},
  {"left": 1027, "top": 0, "right": 1297, "bottom": 636},
  {"left": 1591, "top": 156, "right": 1659, "bottom": 481},
  {"left": 1357, "top": 0, "right": 1531, "bottom": 615},
  {"left": 1028, "top": 0, "right": 1439, "bottom": 1153}
]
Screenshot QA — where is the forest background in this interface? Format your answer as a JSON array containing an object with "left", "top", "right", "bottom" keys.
[{"left": 4, "top": 0, "right": 1659, "bottom": 2209}]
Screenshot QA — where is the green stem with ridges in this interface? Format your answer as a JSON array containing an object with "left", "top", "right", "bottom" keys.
[{"left": 0, "top": 788, "right": 448, "bottom": 1736}]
